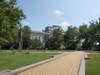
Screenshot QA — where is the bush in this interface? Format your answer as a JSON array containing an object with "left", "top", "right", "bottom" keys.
[
  {"left": 24, "top": 51, "right": 30, "bottom": 54},
  {"left": 10, "top": 51, "right": 16, "bottom": 54}
]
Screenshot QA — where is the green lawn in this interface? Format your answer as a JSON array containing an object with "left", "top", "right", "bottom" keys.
[
  {"left": 86, "top": 54, "right": 100, "bottom": 75},
  {"left": 0, "top": 51, "right": 58, "bottom": 70}
]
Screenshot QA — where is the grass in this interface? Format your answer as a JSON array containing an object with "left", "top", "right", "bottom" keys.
[
  {"left": 86, "top": 54, "right": 100, "bottom": 75},
  {"left": 0, "top": 51, "right": 59, "bottom": 70}
]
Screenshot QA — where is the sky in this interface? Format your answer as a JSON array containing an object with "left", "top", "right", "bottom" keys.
[{"left": 17, "top": 0, "right": 100, "bottom": 31}]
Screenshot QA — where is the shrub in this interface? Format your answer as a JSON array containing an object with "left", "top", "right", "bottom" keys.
[
  {"left": 24, "top": 51, "right": 30, "bottom": 54},
  {"left": 10, "top": 51, "right": 16, "bottom": 54}
]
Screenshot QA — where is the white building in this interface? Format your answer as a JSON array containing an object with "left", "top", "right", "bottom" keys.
[{"left": 31, "top": 31, "right": 50, "bottom": 43}]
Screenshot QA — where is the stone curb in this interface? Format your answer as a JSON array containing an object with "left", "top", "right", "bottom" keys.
[
  {"left": 3, "top": 53, "right": 68, "bottom": 75},
  {"left": 78, "top": 53, "right": 85, "bottom": 75}
]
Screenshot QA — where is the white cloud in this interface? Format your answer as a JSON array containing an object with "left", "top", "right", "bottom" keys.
[
  {"left": 60, "top": 21, "right": 71, "bottom": 27},
  {"left": 23, "top": 22, "right": 30, "bottom": 25},
  {"left": 54, "top": 10, "right": 64, "bottom": 17},
  {"left": 57, "top": 21, "right": 71, "bottom": 31},
  {"left": 25, "top": 22, "right": 30, "bottom": 25}
]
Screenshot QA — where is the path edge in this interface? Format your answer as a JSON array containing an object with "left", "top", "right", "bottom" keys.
[
  {"left": 2, "top": 53, "right": 68, "bottom": 75},
  {"left": 78, "top": 53, "right": 85, "bottom": 75}
]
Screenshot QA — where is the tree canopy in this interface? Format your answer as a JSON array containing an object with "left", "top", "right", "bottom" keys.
[
  {"left": 22, "top": 25, "right": 31, "bottom": 49},
  {"left": 0, "top": 0, "right": 26, "bottom": 46},
  {"left": 0, "top": 0, "right": 100, "bottom": 51}
]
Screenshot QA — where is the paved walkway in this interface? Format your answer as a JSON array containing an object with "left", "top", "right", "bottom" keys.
[{"left": 17, "top": 51, "right": 84, "bottom": 75}]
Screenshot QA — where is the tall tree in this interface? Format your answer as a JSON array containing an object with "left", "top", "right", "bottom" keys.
[
  {"left": 0, "top": 0, "right": 26, "bottom": 50},
  {"left": 50, "top": 26, "right": 64, "bottom": 50},
  {"left": 44, "top": 32, "right": 51, "bottom": 50},
  {"left": 64, "top": 26, "right": 78, "bottom": 50},
  {"left": 44, "top": 25, "right": 64, "bottom": 50},
  {"left": 52, "top": 29, "right": 64, "bottom": 49},
  {"left": 89, "top": 19, "right": 100, "bottom": 50},
  {"left": 78, "top": 24, "right": 90, "bottom": 50},
  {"left": 22, "top": 25, "right": 31, "bottom": 49}
]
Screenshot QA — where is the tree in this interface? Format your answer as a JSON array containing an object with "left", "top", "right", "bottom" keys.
[
  {"left": 22, "top": 25, "right": 31, "bottom": 49},
  {"left": 44, "top": 33, "right": 51, "bottom": 50},
  {"left": 0, "top": 0, "right": 26, "bottom": 50},
  {"left": 31, "top": 39, "right": 41, "bottom": 50},
  {"left": 78, "top": 24, "right": 89, "bottom": 39},
  {"left": 89, "top": 19, "right": 100, "bottom": 50},
  {"left": 64, "top": 26, "right": 78, "bottom": 50},
  {"left": 44, "top": 25, "right": 64, "bottom": 50},
  {"left": 78, "top": 24, "right": 90, "bottom": 50},
  {"left": 50, "top": 25, "right": 64, "bottom": 50}
]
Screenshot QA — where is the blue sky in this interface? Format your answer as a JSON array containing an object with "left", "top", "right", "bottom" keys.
[{"left": 17, "top": 0, "right": 100, "bottom": 31}]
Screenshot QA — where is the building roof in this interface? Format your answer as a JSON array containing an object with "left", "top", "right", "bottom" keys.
[{"left": 31, "top": 30, "right": 50, "bottom": 34}]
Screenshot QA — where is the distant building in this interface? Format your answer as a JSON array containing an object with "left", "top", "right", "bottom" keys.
[
  {"left": 31, "top": 30, "right": 50, "bottom": 43},
  {"left": 31, "top": 31, "right": 44, "bottom": 43}
]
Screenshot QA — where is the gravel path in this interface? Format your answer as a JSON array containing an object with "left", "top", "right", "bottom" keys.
[{"left": 17, "top": 51, "right": 84, "bottom": 75}]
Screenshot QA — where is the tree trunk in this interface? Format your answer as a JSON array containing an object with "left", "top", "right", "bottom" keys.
[{"left": 18, "top": 27, "right": 22, "bottom": 51}]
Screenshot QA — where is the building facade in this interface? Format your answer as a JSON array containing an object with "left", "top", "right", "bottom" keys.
[
  {"left": 31, "top": 31, "right": 45, "bottom": 43},
  {"left": 31, "top": 31, "right": 51, "bottom": 42}
]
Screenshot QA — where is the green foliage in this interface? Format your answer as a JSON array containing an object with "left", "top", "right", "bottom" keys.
[
  {"left": 78, "top": 24, "right": 91, "bottom": 50},
  {"left": 89, "top": 19, "right": 100, "bottom": 50},
  {"left": 77, "top": 19, "right": 100, "bottom": 50},
  {"left": 44, "top": 19, "right": 100, "bottom": 50},
  {"left": 51, "top": 28, "right": 64, "bottom": 49},
  {"left": 64, "top": 26, "right": 78, "bottom": 50},
  {"left": 77, "top": 20, "right": 100, "bottom": 50},
  {"left": 24, "top": 51, "right": 30, "bottom": 54},
  {"left": 44, "top": 33, "right": 51, "bottom": 49},
  {"left": 79, "top": 24, "right": 89, "bottom": 39},
  {"left": 10, "top": 51, "right": 16, "bottom": 54},
  {"left": 1, "top": 0, "right": 100, "bottom": 51},
  {"left": 44, "top": 25, "right": 64, "bottom": 50},
  {"left": 22, "top": 25, "right": 31, "bottom": 49},
  {"left": 0, "top": 0, "right": 25, "bottom": 47},
  {"left": 31, "top": 39, "right": 41, "bottom": 49}
]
